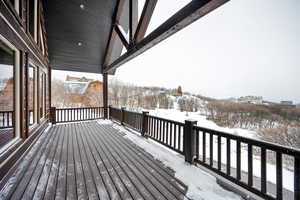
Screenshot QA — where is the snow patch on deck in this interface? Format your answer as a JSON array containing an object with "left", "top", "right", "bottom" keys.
[{"left": 109, "top": 121, "right": 242, "bottom": 200}]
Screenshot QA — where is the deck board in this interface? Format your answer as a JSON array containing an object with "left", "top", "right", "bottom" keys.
[
  {"left": 10, "top": 127, "right": 55, "bottom": 200},
  {"left": 90, "top": 124, "right": 183, "bottom": 200},
  {"left": 97, "top": 124, "right": 187, "bottom": 195},
  {"left": 0, "top": 121, "right": 188, "bottom": 200}
]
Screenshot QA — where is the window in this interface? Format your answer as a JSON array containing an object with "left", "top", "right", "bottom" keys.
[
  {"left": 28, "top": 65, "right": 36, "bottom": 127},
  {"left": 39, "top": 70, "right": 46, "bottom": 120},
  {"left": 40, "top": 28, "right": 45, "bottom": 55},
  {"left": 28, "top": 0, "right": 37, "bottom": 40},
  {"left": 9, "top": 0, "right": 14, "bottom": 6},
  {"left": 0, "top": 38, "right": 20, "bottom": 149},
  {"left": 39, "top": 71, "right": 43, "bottom": 119},
  {"left": 8, "top": 0, "right": 20, "bottom": 14}
]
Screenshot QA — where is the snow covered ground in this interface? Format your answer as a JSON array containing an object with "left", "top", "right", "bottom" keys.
[
  {"left": 148, "top": 108, "right": 255, "bottom": 139},
  {"left": 106, "top": 121, "right": 243, "bottom": 200},
  {"left": 147, "top": 108, "right": 294, "bottom": 192}
]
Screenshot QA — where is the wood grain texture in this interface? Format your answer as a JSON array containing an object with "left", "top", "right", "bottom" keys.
[{"left": 0, "top": 121, "right": 188, "bottom": 200}]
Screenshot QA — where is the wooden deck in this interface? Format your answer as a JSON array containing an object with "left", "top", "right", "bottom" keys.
[
  {"left": 0, "top": 121, "right": 188, "bottom": 200},
  {"left": 0, "top": 128, "right": 13, "bottom": 148}
]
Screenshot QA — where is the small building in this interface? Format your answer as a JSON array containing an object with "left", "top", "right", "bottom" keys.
[
  {"left": 280, "top": 101, "right": 293, "bottom": 105},
  {"left": 64, "top": 76, "right": 103, "bottom": 107}
]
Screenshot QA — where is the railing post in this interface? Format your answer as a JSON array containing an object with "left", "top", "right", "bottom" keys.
[
  {"left": 184, "top": 119, "right": 197, "bottom": 164},
  {"left": 50, "top": 107, "right": 56, "bottom": 124},
  {"left": 103, "top": 73, "right": 108, "bottom": 119},
  {"left": 108, "top": 105, "right": 112, "bottom": 120},
  {"left": 141, "top": 111, "right": 149, "bottom": 138},
  {"left": 121, "top": 107, "right": 126, "bottom": 125}
]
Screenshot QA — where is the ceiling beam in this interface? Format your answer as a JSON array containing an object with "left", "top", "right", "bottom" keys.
[
  {"left": 104, "top": 0, "right": 229, "bottom": 73},
  {"left": 129, "top": 0, "right": 133, "bottom": 44},
  {"left": 134, "top": 0, "right": 158, "bottom": 43},
  {"left": 102, "top": 0, "right": 126, "bottom": 71},
  {"left": 114, "top": 24, "right": 130, "bottom": 50}
]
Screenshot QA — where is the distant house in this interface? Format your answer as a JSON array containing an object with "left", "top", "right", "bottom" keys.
[
  {"left": 65, "top": 75, "right": 94, "bottom": 82},
  {"left": 64, "top": 76, "right": 103, "bottom": 107},
  {"left": 0, "top": 77, "right": 34, "bottom": 110},
  {"left": 0, "top": 78, "right": 14, "bottom": 110}
]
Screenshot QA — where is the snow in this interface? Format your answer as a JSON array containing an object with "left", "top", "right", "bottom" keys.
[
  {"left": 102, "top": 120, "right": 242, "bottom": 200},
  {"left": 149, "top": 108, "right": 256, "bottom": 139}
]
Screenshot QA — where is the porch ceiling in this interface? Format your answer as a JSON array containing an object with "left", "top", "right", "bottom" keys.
[{"left": 44, "top": 0, "right": 120, "bottom": 74}]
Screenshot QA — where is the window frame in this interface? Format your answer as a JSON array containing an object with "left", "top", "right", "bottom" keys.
[
  {"left": 39, "top": 26, "right": 45, "bottom": 55},
  {"left": 28, "top": 0, "right": 38, "bottom": 42},
  {"left": 0, "top": 34, "right": 21, "bottom": 151},
  {"left": 7, "top": 0, "right": 20, "bottom": 15},
  {"left": 28, "top": 62, "right": 37, "bottom": 129},
  {"left": 38, "top": 67, "right": 47, "bottom": 121}
]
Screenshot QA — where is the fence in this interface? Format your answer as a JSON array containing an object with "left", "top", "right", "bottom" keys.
[
  {"left": 0, "top": 111, "right": 13, "bottom": 128},
  {"left": 50, "top": 107, "right": 104, "bottom": 124},
  {"left": 109, "top": 106, "right": 300, "bottom": 200}
]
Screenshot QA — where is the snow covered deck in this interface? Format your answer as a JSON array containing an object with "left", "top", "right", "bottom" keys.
[{"left": 0, "top": 121, "right": 189, "bottom": 200}]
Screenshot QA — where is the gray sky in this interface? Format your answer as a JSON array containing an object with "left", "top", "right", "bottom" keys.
[{"left": 53, "top": 0, "right": 300, "bottom": 103}]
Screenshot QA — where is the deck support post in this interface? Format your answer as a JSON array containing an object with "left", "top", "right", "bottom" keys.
[
  {"left": 50, "top": 107, "right": 56, "bottom": 124},
  {"left": 184, "top": 119, "right": 197, "bottom": 164},
  {"left": 121, "top": 107, "right": 126, "bottom": 125},
  {"left": 295, "top": 157, "right": 300, "bottom": 200},
  {"left": 103, "top": 73, "right": 108, "bottom": 119},
  {"left": 141, "top": 111, "right": 149, "bottom": 138},
  {"left": 48, "top": 68, "right": 52, "bottom": 117},
  {"left": 108, "top": 105, "right": 112, "bottom": 120}
]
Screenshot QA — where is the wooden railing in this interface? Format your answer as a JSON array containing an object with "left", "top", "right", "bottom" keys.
[
  {"left": 148, "top": 115, "right": 185, "bottom": 154},
  {"left": 50, "top": 107, "right": 104, "bottom": 124},
  {"left": 109, "top": 106, "right": 300, "bottom": 200},
  {"left": 123, "top": 109, "right": 143, "bottom": 132},
  {"left": 0, "top": 111, "right": 13, "bottom": 128},
  {"left": 0, "top": 110, "right": 34, "bottom": 128},
  {"left": 193, "top": 126, "right": 300, "bottom": 200},
  {"left": 109, "top": 106, "right": 122, "bottom": 123}
]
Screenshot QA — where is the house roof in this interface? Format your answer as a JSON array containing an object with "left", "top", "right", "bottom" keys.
[{"left": 65, "top": 76, "right": 94, "bottom": 83}]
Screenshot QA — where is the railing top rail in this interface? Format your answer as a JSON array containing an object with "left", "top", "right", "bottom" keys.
[
  {"left": 194, "top": 125, "right": 300, "bottom": 157},
  {"left": 123, "top": 110, "right": 143, "bottom": 115},
  {"left": 56, "top": 107, "right": 104, "bottom": 110},
  {"left": 0, "top": 111, "right": 14, "bottom": 113},
  {"left": 109, "top": 106, "right": 122, "bottom": 110},
  {"left": 148, "top": 115, "right": 185, "bottom": 126}
]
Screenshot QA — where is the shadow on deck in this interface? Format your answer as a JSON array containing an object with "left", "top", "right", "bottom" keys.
[{"left": 0, "top": 121, "right": 188, "bottom": 200}]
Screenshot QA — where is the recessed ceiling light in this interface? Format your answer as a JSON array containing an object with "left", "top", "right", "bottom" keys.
[
  {"left": 80, "top": 4, "right": 85, "bottom": 10},
  {"left": 78, "top": 42, "right": 82, "bottom": 46}
]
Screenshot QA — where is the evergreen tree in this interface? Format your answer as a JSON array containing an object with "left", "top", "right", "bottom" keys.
[{"left": 177, "top": 86, "right": 182, "bottom": 95}]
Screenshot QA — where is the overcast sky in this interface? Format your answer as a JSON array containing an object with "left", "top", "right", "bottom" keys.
[{"left": 53, "top": 0, "right": 300, "bottom": 103}]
